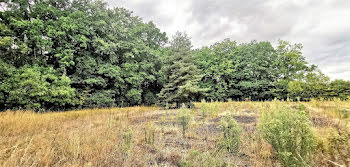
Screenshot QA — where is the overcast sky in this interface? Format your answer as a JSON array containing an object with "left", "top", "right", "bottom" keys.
[{"left": 107, "top": 0, "right": 350, "bottom": 80}]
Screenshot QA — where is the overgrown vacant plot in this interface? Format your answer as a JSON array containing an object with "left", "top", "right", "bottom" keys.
[{"left": 1, "top": 100, "right": 349, "bottom": 167}]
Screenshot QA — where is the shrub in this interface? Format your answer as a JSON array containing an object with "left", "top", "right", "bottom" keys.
[
  {"left": 217, "top": 114, "right": 242, "bottom": 153},
  {"left": 126, "top": 89, "right": 142, "bottom": 106},
  {"left": 201, "top": 99, "right": 209, "bottom": 119},
  {"left": 327, "top": 124, "right": 350, "bottom": 166},
  {"left": 258, "top": 103, "right": 316, "bottom": 166},
  {"left": 4, "top": 66, "right": 77, "bottom": 110},
  {"left": 143, "top": 91, "right": 156, "bottom": 106},
  {"left": 177, "top": 105, "right": 193, "bottom": 138},
  {"left": 201, "top": 101, "right": 219, "bottom": 118},
  {"left": 144, "top": 123, "right": 156, "bottom": 145},
  {"left": 123, "top": 128, "right": 133, "bottom": 151},
  {"left": 84, "top": 90, "right": 115, "bottom": 108}
]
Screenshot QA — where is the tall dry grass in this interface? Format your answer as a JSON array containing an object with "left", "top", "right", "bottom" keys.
[
  {"left": 1, "top": 100, "right": 349, "bottom": 166},
  {"left": 0, "top": 106, "right": 158, "bottom": 166}
]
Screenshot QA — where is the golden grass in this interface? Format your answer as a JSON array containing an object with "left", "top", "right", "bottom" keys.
[
  {"left": 0, "top": 106, "right": 158, "bottom": 166},
  {"left": 0, "top": 101, "right": 349, "bottom": 166}
]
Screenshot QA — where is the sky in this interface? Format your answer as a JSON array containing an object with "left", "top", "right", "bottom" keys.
[{"left": 107, "top": 0, "right": 350, "bottom": 80}]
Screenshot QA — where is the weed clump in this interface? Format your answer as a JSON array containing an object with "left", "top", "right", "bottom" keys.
[
  {"left": 217, "top": 114, "right": 242, "bottom": 153},
  {"left": 123, "top": 128, "right": 133, "bottom": 151},
  {"left": 200, "top": 100, "right": 219, "bottom": 118},
  {"left": 177, "top": 105, "right": 193, "bottom": 138},
  {"left": 201, "top": 99, "right": 209, "bottom": 119},
  {"left": 327, "top": 124, "right": 350, "bottom": 166},
  {"left": 144, "top": 123, "right": 156, "bottom": 145},
  {"left": 258, "top": 103, "right": 316, "bottom": 166}
]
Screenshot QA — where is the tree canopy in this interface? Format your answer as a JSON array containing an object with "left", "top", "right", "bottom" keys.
[
  {"left": 1, "top": 0, "right": 167, "bottom": 110},
  {"left": 157, "top": 32, "right": 207, "bottom": 108},
  {"left": 0, "top": 0, "right": 349, "bottom": 111}
]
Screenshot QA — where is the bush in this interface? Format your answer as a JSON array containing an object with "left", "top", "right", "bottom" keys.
[
  {"left": 177, "top": 105, "right": 194, "bottom": 138},
  {"left": 5, "top": 66, "right": 77, "bottom": 110},
  {"left": 258, "top": 103, "right": 316, "bottom": 166},
  {"left": 217, "top": 114, "right": 242, "bottom": 153},
  {"left": 84, "top": 90, "right": 115, "bottom": 108},
  {"left": 143, "top": 91, "right": 156, "bottom": 106},
  {"left": 327, "top": 124, "right": 350, "bottom": 166},
  {"left": 144, "top": 123, "right": 156, "bottom": 145},
  {"left": 200, "top": 101, "right": 219, "bottom": 118},
  {"left": 126, "top": 89, "right": 142, "bottom": 106},
  {"left": 123, "top": 128, "right": 133, "bottom": 151},
  {"left": 200, "top": 99, "right": 209, "bottom": 119}
]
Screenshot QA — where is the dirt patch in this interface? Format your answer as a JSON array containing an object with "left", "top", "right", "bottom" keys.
[
  {"left": 233, "top": 116, "right": 257, "bottom": 124},
  {"left": 156, "top": 151, "right": 182, "bottom": 166},
  {"left": 155, "top": 121, "right": 177, "bottom": 127},
  {"left": 242, "top": 110, "right": 254, "bottom": 114},
  {"left": 164, "top": 138, "right": 193, "bottom": 149},
  {"left": 136, "top": 144, "right": 158, "bottom": 154},
  {"left": 196, "top": 123, "right": 221, "bottom": 136},
  {"left": 319, "top": 106, "right": 337, "bottom": 110},
  {"left": 164, "top": 137, "right": 217, "bottom": 152},
  {"left": 151, "top": 112, "right": 176, "bottom": 118},
  {"left": 210, "top": 115, "right": 257, "bottom": 124},
  {"left": 130, "top": 112, "right": 176, "bottom": 124},
  {"left": 242, "top": 125, "right": 257, "bottom": 133},
  {"left": 150, "top": 113, "right": 165, "bottom": 120},
  {"left": 209, "top": 117, "right": 222, "bottom": 123},
  {"left": 195, "top": 116, "right": 204, "bottom": 121},
  {"left": 311, "top": 117, "right": 339, "bottom": 127},
  {"left": 130, "top": 118, "right": 147, "bottom": 124}
]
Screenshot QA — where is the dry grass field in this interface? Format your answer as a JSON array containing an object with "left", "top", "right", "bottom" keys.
[{"left": 1, "top": 100, "right": 349, "bottom": 167}]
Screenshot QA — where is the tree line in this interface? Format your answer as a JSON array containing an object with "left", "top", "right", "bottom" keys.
[{"left": 0, "top": 0, "right": 349, "bottom": 110}]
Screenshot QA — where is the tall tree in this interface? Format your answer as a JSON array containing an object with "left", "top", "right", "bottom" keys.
[
  {"left": 195, "top": 40, "right": 278, "bottom": 101},
  {"left": 194, "top": 40, "right": 238, "bottom": 101},
  {"left": 232, "top": 41, "right": 278, "bottom": 100},
  {"left": 273, "top": 40, "right": 315, "bottom": 99},
  {"left": 157, "top": 32, "right": 206, "bottom": 108}
]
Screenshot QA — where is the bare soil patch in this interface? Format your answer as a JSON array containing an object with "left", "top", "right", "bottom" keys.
[{"left": 233, "top": 116, "right": 257, "bottom": 124}]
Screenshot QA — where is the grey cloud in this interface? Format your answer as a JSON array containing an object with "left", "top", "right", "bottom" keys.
[
  {"left": 107, "top": 0, "right": 174, "bottom": 26},
  {"left": 108, "top": 1, "right": 157, "bottom": 16},
  {"left": 188, "top": 0, "right": 310, "bottom": 47},
  {"left": 104, "top": 0, "right": 350, "bottom": 80}
]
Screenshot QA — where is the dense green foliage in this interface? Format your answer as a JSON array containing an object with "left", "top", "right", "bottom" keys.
[
  {"left": 258, "top": 103, "right": 316, "bottom": 166},
  {"left": 1, "top": 0, "right": 166, "bottom": 110},
  {"left": 218, "top": 114, "right": 242, "bottom": 153},
  {"left": 194, "top": 40, "right": 350, "bottom": 102},
  {"left": 195, "top": 40, "right": 278, "bottom": 101},
  {"left": 157, "top": 32, "right": 207, "bottom": 108},
  {"left": 1, "top": 0, "right": 349, "bottom": 111},
  {"left": 4, "top": 65, "right": 76, "bottom": 110}
]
